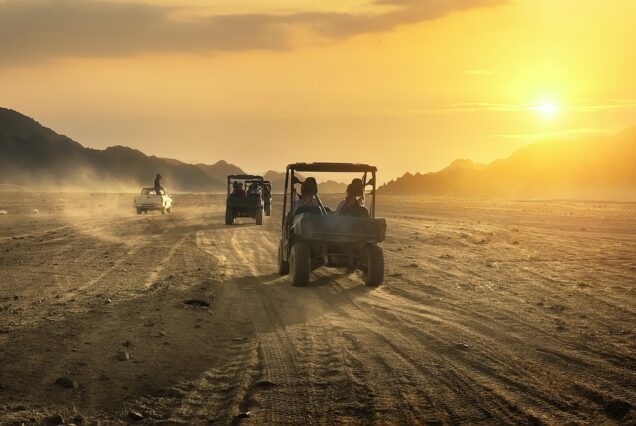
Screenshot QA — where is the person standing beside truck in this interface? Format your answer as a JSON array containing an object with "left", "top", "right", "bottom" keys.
[{"left": 154, "top": 173, "right": 163, "bottom": 195}]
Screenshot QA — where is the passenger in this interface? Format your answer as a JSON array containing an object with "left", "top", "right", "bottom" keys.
[
  {"left": 293, "top": 177, "right": 319, "bottom": 211},
  {"left": 351, "top": 178, "right": 366, "bottom": 207},
  {"left": 154, "top": 173, "right": 163, "bottom": 195},
  {"left": 247, "top": 182, "right": 260, "bottom": 197},
  {"left": 336, "top": 180, "right": 368, "bottom": 216}
]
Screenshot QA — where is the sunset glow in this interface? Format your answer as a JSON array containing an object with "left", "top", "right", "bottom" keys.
[
  {"left": 1, "top": 0, "right": 635, "bottom": 179},
  {"left": 532, "top": 101, "right": 560, "bottom": 119}
]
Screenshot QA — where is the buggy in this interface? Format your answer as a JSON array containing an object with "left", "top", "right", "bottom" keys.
[
  {"left": 277, "top": 163, "right": 386, "bottom": 286},
  {"left": 225, "top": 175, "right": 265, "bottom": 225}
]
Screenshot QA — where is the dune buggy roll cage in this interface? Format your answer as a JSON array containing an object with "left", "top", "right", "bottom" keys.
[
  {"left": 226, "top": 174, "right": 265, "bottom": 195},
  {"left": 282, "top": 163, "right": 378, "bottom": 229}
]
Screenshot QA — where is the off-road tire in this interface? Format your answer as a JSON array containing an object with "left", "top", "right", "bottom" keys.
[
  {"left": 225, "top": 208, "right": 233, "bottom": 225},
  {"left": 278, "top": 240, "right": 290, "bottom": 275},
  {"left": 256, "top": 208, "right": 263, "bottom": 225},
  {"left": 290, "top": 241, "right": 310, "bottom": 286},
  {"left": 363, "top": 244, "right": 384, "bottom": 286}
]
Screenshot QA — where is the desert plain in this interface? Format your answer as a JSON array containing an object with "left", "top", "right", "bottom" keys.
[{"left": 0, "top": 193, "right": 634, "bottom": 424}]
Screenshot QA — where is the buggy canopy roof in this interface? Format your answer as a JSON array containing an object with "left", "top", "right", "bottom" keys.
[
  {"left": 287, "top": 163, "right": 377, "bottom": 173},
  {"left": 227, "top": 174, "right": 264, "bottom": 180}
]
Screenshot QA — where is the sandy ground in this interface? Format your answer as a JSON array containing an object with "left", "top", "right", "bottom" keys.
[{"left": 0, "top": 192, "right": 634, "bottom": 425}]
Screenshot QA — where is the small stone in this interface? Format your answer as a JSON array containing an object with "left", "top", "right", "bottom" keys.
[
  {"left": 604, "top": 399, "right": 632, "bottom": 420},
  {"left": 128, "top": 411, "right": 144, "bottom": 421},
  {"left": 116, "top": 350, "right": 130, "bottom": 361},
  {"left": 183, "top": 299, "right": 210, "bottom": 308},
  {"left": 42, "top": 415, "right": 65, "bottom": 425},
  {"left": 236, "top": 411, "right": 251, "bottom": 419},
  {"left": 455, "top": 342, "right": 469, "bottom": 350},
  {"left": 55, "top": 376, "right": 79, "bottom": 388},
  {"left": 105, "top": 298, "right": 112, "bottom": 304}
]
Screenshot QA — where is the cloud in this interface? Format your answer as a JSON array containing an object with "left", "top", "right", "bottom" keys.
[
  {"left": 0, "top": 0, "right": 506, "bottom": 65},
  {"left": 383, "top": 99, "right": 636, "bottom": 116}
]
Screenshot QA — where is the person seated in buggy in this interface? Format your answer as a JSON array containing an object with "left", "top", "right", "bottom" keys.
[
  {"left": 292, "top": 177, "right": 319, "bottom": 212},
  {"left": 230, "top": 181, "right": 246, "bottom": 197},
  {"left": 336, "top": 180, "right": 369, "bottom": 217},
  {"left": 247, "top": 182, "right": 261, "bottom": 197}
]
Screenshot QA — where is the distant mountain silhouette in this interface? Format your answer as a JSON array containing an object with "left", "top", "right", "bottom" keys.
[
  {"left": 0, "top": 108, "right": 230, "bottom": 192},
  {"left": 196, "top": 160, "right": 245, "bottom": 182},
  {"left": 380, "top": 126, "right": 636, "bottom": 200},
  {"left": 0, "top": 108, "right": 349, "bottom": 193}
]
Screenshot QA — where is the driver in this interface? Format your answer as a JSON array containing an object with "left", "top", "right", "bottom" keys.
[
  {"left": 237, "top": 182, "right": 247, "bottom": 197},
  {"left": 231, "top": 181, "right": 246, "bottom": 197}
]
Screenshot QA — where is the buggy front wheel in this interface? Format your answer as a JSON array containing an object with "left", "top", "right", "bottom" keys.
[{"left": 278, "top": 240, "right": 289, "bottom": 275}]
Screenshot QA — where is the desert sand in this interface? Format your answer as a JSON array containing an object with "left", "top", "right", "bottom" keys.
[{"left": 0, "top": 193, "right": 634, "bottom": 424}]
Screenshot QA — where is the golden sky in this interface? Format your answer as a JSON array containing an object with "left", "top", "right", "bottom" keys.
[{"left": 1, "top": 0, "right": 635, "bottom": 180}]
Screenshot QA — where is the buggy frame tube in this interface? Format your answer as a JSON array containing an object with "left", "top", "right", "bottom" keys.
[
  {"left": 371, "top": 171, "right": 376, "bottom": 219},
  {"left": 282, "top": 168, "right": 290, "bottom": 230}
]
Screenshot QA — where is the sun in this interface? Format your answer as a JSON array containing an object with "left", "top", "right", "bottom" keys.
[{"left": 531, "top": 101, "right": 560, "bottom": 119}]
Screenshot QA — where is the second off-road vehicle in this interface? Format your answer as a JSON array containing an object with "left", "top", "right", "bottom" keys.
[
  {"left": 225, "top": 174, "right": 265, "bottom": 225},
  {"left": 277, "top": 163, "right": 386, "bottom": 286}
]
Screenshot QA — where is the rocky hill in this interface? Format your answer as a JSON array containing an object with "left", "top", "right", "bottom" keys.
[
  {"left": 0, "top": 108, "right": 230, "bottom": 192},
  {"left": 379, "top": 127, "right": 636, "bottom": 200}
]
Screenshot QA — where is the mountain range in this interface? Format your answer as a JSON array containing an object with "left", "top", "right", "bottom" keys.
[
  {"left": 379, "top": 127, "right": 636, "bottom": 200},
  {"left": 0, "top": 108, "right": 348, "bottom": 194},
  {"left": 1, "top": 107, "right": 635, "bottom": 199}
]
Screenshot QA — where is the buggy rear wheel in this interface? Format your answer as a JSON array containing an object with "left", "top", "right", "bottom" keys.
[
  {"left": 363, "top": 244, "right": 384, "bottom": 286},
  {"left": 225, "top": 208, "right": 233, "bottom": 225},
  {"left": 290, "top": 241, "right": 310, "bottom": 286},
  {"left": 277, "top": 240, "right": 289, "bottom": 275}
]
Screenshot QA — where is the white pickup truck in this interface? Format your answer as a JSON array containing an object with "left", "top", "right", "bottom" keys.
[{"left": 134, "top": 188, "right": 173, "bottom": 214}]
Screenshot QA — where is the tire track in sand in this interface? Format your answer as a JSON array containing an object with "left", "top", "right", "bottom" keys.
[{"left": 197, "top": 225, "right": 315, "bottom": 423}]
